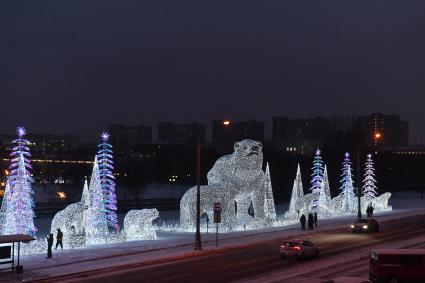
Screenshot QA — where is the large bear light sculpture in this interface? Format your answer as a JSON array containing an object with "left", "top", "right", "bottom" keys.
[{"left": 180, "top": 139, "right": 274, "bottom": 231}]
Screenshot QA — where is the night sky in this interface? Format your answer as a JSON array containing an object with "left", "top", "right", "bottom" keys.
[{"left": 1, "top": 1, "right": 424, "bottom": 142}]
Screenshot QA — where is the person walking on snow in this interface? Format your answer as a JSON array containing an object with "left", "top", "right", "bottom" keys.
[
  {"left": 300, "top": 214, "right": 306, "bottom": 231},
  {"left": 55, "top": 228, "right": 63, "bottom": 249},
  {"left": 46, "top": 233, "right": 54, "bottom": 258},
  {"left": 308, "top": 213, "right": 314, "bottom": 230}
]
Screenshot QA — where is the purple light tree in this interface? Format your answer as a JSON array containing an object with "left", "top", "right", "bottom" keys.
[
  {"left": 2, "top": 127, "right": 36, "bottom": 235},
  {"left": 97, "top": 132, "right": 119, "bottom": 231}
]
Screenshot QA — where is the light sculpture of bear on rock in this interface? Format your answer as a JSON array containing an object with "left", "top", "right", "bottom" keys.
[{"left": 180, "top": 139, "right": 274, "bottom": 231}]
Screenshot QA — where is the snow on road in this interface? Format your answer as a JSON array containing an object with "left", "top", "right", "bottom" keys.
[
  {"left": 236, "top": 229, "right": 425, "bottom": 283},
  {"left": 0, "top": 196, "right": 423, "bottom": 283}
]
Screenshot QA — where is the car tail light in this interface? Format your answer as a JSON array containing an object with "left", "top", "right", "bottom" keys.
[{"left": 293, "top": 246, "right": 301, "bottom": 250}]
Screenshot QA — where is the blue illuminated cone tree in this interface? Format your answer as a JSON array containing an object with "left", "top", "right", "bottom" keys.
[
  {"left": 97, "top": 132, "right": 119, "bottom": 231},
  {"left": 310, "top": 149, "right": 324, "bottom": 211}
]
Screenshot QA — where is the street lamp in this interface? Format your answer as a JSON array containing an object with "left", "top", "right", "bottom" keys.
[
  {"left": 194, "top": 120, "right": 231, "bottom": 250},
  {"left": 356, "top": 131, "right": 382, "bottom": 219}
]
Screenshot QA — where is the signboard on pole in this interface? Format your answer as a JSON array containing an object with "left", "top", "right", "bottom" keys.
[
  {"left": 214, "top": 203, "right": 222, "bottom": 223},
  {"left": 213, "top": 203, "right": 222, "bottom": 247}
]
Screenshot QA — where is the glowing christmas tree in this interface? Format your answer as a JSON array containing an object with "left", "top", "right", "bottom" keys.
[
  {"left": 263, "top": 163, "right": 276, "bottom": 221},
  {"left": 97, "top": 132, "right": 118, "bottom": 231},
  {"left": 339, "top": 152, "right": 356, "bottom": 212},
  {"left": 2, "top": 127, "right": 36, "bottom": 235},
  {"left": 85, "top": 156, "right": 109, "bottom": 244},
  {"left": 81, "top": 178, "right": 89, "bottom": 207},
  {"left": 287, "top": 164, "right": 304, "bottom": 217},
  {"left": 362, "top": 154, "right": 378, "bottom": 199},
  {"left": 318, "top": 165, "right": 332, "bottom": 215},
  {"left": 0, "top": 179, "right": 11, "bottom": 235},
  {"left": 310, "top": 149, "right": 324, "bottom": 210}
]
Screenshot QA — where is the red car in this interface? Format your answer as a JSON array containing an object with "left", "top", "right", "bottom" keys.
[{"left": 280, "top": 240, "right": 320, "bottom": 260}]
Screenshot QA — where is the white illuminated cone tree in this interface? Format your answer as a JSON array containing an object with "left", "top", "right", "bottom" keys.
[
  {"left": 85, "top": 156, "right": 109, "bottom": 244},
  {"left": 81, "top": 178, "right": 89, "bottom": 207},
  {"left": 362, "top": 154, "right": 378, "bottom": 199},
  {"left": 263, "top": 163, "right": 276, "bottom": 221},
  {"left": 317, "top": 165, "right": 332, "bottom": 216},
  {"left": 0, "top": 180, "right": 11, "bottom": 235},
  {"left": 287, "top": 164, "right": 304, "bottom": 218}
]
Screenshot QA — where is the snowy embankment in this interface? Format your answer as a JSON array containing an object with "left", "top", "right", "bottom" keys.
[{"left": 0, "top": 194, "right": 423, "bottom": 283}]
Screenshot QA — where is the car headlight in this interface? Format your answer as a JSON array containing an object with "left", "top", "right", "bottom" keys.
[
  {"left": 363, "top": 225, "right": 368, "bottom": 229},
  {"left": 350, "top": 225, "right": 355, "bottom": 228}
]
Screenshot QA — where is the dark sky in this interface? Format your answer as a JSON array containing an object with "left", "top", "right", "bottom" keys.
[{"left": 1, "top": 1, "right": 424, "bottom": 142}]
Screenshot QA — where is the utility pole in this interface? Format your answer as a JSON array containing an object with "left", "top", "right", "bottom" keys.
[
  {"left": 194, "top": 142, "right": 202, "bottom": 250},
  {"left": 357, "top": 145, "right": 362, "bottom": 219}
]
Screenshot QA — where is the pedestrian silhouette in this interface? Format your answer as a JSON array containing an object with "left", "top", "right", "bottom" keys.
[
  {"left": 46, "top": 233, "right": 54, "bottom": 258},
  {"left": 300, "top": 214, "right": 306, "bottom": 231},
  {"left": 370, "top": 206, "right": 374, "bottom": 218},
  {"left": 308, "top": 213, "right": 314, "bottom": 230},
  {"left": 314, "top": 212, "right": 318, "bottom": 227},
  {"left": 55, "top": 228, "right": 63, "bottom": 250}
]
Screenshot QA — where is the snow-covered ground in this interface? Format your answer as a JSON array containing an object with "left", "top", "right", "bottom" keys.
[{"left": 0, "top": 192, "right": 423, "bottom": 282}]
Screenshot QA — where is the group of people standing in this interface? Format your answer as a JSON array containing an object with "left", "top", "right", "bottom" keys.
[
  {"left": 46, "top": 228, "right": 64, "bottom": 259},
  {"left": 299, "top": 211, "right": 317, "bottom": 231},
  {"left": 298, "top": 204, "right": 375, "bottom": 231}
]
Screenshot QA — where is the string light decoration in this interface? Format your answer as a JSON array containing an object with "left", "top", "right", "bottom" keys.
[
  {"left": 180, "top": 140, "right": 274, "bottom": 231},
  {"left": 0, "top": 180, "right": 11, "bottom": 234},
  {"left": 97, "top": 132, "right": 119, "bottom": 231},
  {"left": 309, "top": 149, "right": 324, "bottom": 212},
  {"left": 363, "top": 154, "right": 378, "bottom": 199},
  {"left": 284, "top": 164, "right": 305, "bottom": 219},
  {"left": 284, "top": 152, "right": 391, "bottom": 220},
  {"left": 50, "top": 179, "right": 90, "bottom": 248},
  {"left": 1, "top": 127, "right": 36, "bottom": 236},
  {"left": 317, "top": 165, "right": 332, "bottom": 217},
  {"left": 263, "top": 163, "right": 277, "bottom": 222},
  {"left": 85, "top": 156, "right": 109, "bottom": 245},
  {"left": 123, "top": 209, "right": 160, "bottom": 241},
  {"left": 339, "top": 152, "right": 357, "bottom": 213}
]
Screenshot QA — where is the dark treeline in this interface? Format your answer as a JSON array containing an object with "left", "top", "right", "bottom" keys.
[{"left": 1, "top": 143, "right": 424, "bottom": 204}]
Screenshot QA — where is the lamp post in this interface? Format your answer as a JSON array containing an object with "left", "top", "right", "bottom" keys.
[
  {"left": 194, "top": 141, "right": 202, "bottom": 250},
  {"left": 194, "top": 120, "right": 231, "bottom": 251},
  {"left": 356, "top": 130, "right": 382, "bottom": 219},
  {"left": 356, "top": 145, "right": 362, "bottom": 219}
]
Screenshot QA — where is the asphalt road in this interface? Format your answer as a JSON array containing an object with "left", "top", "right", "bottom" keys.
[{"left": 40, "top": 215, "right": 425, "bottom": 283}]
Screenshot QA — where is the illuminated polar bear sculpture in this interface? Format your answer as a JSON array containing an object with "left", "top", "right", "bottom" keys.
[
  {"left": 180, "top": 139, "right": 271, "bottom": 231},
  {"left": 50, "top": 201, "right": 87, "bottom": 248},
  {"left": 123, "top": 208, "right": 160, "bottom": 241}
]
